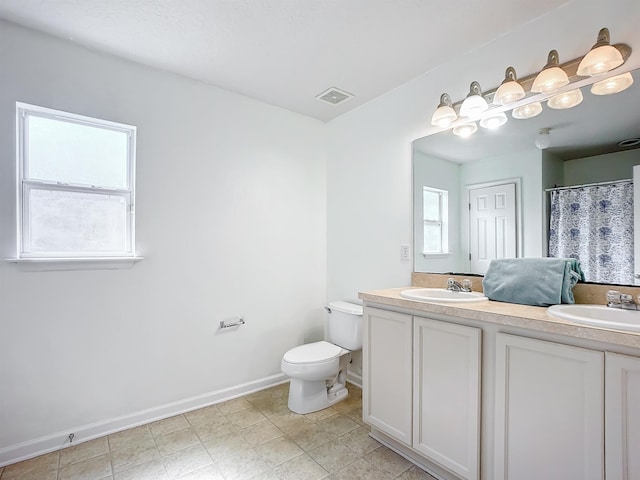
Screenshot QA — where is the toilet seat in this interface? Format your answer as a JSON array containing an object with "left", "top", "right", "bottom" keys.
[{"left": 283, "top": 341, "right": 344, "bottom": 365}]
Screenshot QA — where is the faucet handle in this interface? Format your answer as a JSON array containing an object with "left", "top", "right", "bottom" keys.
[
  {"left": 607, "top": 290, "right": 621, "bottom": 301},
  {"left": 606, "top": 290, "right": 621, "bottom": 307},
  {"left": 462, "top": 279, "right": 473, "bottom": 292}
]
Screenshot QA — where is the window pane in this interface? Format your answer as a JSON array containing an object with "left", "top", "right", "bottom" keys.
[
  {"left": 27, "top": 189, "right": 128, "bottom": 253},
  {"left": 26, "top": 115, "right": 129, "bottom": 188},
  {"left": 423, "top": 190, "right": 441, "bottom": 221},
  {"left": 424, "top": 223, "right": 442, "bottom": 253}
]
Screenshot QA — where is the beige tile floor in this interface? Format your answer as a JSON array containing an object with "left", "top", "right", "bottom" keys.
[{"left": 0, "top": 382, "right": 436, "bottom": 480}]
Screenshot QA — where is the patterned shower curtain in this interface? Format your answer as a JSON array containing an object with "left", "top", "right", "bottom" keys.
[{"left": 548, "top": 181, "right": 634, "bottom": 284}]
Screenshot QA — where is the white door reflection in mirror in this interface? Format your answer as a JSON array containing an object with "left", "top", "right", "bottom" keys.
[{"left": 468, "top": 182, "right": 517, "bottom": 274}]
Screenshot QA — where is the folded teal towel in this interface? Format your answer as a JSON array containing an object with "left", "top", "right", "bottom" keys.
[{"left": 482, "top": 258, "right": 584, "bottom": 306}]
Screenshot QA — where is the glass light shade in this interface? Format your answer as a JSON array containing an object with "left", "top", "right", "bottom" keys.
[
  {"left": 494, "top": 81, "right": 525, "bottom": 105},
  {"left": 531, "top": 67, "right": 569, "bottom": 93},
  {"left": 591, "top": 72, "right": 634, "bottom": 95},
  {"left": 547, "top": 89, "right": 583, "bottom": 109},
  {"left": 431, "top": 105, "right": 457, "bottom": 127},
  {"left": 459, "top": 81, "right": 488, "bottom": 117},
  {"left": 452, "top": 122, "right": 478, "bottom": 138},
  {"left": 577, "top": 45, "right": 624, "bottom": 76},
  {"left": 479, "top": 112, "right": 508, "bottom": 129},
  {"left": 512, "top": 102, "right": 543, "bottom": 119},
  {"left": 535, "top": 129, "right": 551, "bottom": 150},
  {"left": 459, "top": 95, "right": 488, "bottom": 117}
]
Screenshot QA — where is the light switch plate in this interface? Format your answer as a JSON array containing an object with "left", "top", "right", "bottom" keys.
[{"left": 400, "top": 243, "right": 411, "bottom": 261}]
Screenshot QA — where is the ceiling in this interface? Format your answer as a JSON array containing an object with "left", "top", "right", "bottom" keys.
[{"left": 0, "top": 0, "right": 570, "bottom": 121}]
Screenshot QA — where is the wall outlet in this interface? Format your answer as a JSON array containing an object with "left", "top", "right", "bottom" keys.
[{"left": 400, "top": 243, "right": 411, "bottom": 261}]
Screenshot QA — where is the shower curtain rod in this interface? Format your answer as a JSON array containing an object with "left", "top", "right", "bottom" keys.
[{"left": 544, "top": 178, "right": 632, "bottom": 192}]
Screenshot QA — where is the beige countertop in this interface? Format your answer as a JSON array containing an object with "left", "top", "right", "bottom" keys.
[{"left": 358, "top": 286, "right": 640, "bottom": 350}]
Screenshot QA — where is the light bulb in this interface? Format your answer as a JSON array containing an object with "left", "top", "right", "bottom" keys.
[
  {"left": 480, "top": 112, "right": 508, "bottom": 130},
  {"left": 452, "top": 122, "right": 478, "bottom": 138},
  {"left": 459, "top": 82, "right": 488, "bottom": 117},
  {"left": 494, "top": 67, "right": 526, "bottom": 105},
  {"left": 431, "top": 93, "right": 457, "bottom": 127},
  {"left": 512, "top": 102, "right": 543, "bottom": 119},
  {"left": 591, "top": 72, "right": 634, "bottom": 95},
  {"left": 577, "top": 28, "right": 624, "bottom": 76},
  {"left": 547, "top": 89, "right": 583, "bottom": 109},
  {"left": 532, "top": 50, "right": 569, "bottom": 94}
]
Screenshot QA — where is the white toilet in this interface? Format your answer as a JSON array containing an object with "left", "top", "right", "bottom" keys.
[{"left": 281, "top": 301, "right": 363, "bottom": 414}]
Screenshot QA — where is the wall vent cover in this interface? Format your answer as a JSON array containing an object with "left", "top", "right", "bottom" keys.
[{"left": 315, "top": 87, "right": 354, "bottom": 105}]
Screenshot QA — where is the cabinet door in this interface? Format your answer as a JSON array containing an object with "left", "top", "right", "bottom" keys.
[
  {"left": 413, "top": 317, "right": 481, "bottom": 480},
  {"left": 362, "top": 306, "right": 412, "bottom": 445},
  {"left": 606, "top": 352, "right": 640, "bottom": 480},
  {"left": 494, "top": 333, "right": 604, "bottom": 480}
]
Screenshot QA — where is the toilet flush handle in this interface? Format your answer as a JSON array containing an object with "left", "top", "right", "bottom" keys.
[{"left": 325, "top": 306, "right": 332, "bottom": 314}]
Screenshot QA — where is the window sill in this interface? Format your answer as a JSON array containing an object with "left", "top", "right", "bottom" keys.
[
  {"left": 422, "top": 253, "right": 452, "bottom": 258},
  {"left": 6, "top": 256, "right": 144, "bottom": 272}
]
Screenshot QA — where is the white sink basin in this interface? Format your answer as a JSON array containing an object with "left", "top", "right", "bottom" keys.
[
  {"left": 400, "top": 288, "right": 488, "bottom": 303},
  {"left": 547, "top": 304, "right": 640, "bottom": 332}
]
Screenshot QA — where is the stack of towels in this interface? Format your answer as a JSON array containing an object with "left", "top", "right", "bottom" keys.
[{"left": 482, "top": 258, "right": 585, "bottom": 306}]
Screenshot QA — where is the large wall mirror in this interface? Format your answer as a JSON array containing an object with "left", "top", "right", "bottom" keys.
[{"left": 412, "top": 68, "right": 640, "bottom": 286}]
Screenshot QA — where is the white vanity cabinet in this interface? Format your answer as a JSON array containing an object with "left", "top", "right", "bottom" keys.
[
  {"left": 413, "top": 318, "right": 481, "bottom": 480},
  {"left": 363, "top": 306, "right": 481, "bottom": 479},
  {"left": 362, "top": 306, "right": 413, "bottom": 445},
  {"left": 606, "top": 352, "right": 640, "bottom": 480},
  {"left": 494, "top": 333, "right": 604, "bottom": 480},
  {"left": 362, "top": 296, "right": 640, "bottom": 480}
]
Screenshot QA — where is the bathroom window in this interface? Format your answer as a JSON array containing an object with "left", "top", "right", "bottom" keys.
[
  {"left": 16, "top": 103, "right": 137, "bottom": 260},
  {"left": 423, "top": 187, "right": 449, "bottom": 255}
]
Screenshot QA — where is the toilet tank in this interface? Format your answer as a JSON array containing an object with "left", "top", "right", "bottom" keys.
[{"left": 327, "top": 301, "right": 363, "bottom": 350}]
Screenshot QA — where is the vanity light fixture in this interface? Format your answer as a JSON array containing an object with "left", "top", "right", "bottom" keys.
[
  {"left": 452, "top": 121, "right": 478, "bottom": 138},
  {"left": 535, "top": 127, "right": 552, "bottom": 150},
  {"left": 577, "top": 28, "right": 624, "bottom": 76},
  {"left": 494, "top": 67, "right": 526, "bottom": 105},
  {"left": 479, "top": 112, "right": 508, "bottom": 129},
  {"left": 427, "top": 27, "right": 632, "bottom": 136},
  {"left": 591, "top": 72, "right": 634, "bottom": 95},
  {"left": 547, "top": 88, "right": 584, "bottom": 109},
  {"left": 430, "top": 93, "right": 458, "bottom": 127},
  {"left": 459, "top": 81, "right": 488, "bottom": 117},
  {"left": 512, "top": 101, "right": 543, "bottom": 119},
  {"left": 532, "top": 50, "right": 569, "bottom": 93}
]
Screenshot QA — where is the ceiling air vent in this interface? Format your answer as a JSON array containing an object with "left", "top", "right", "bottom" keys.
[
  {"left": 618, "top": 138, "right": 640, "bottom": 148},
  {"left": 315, "top": 87, "right": 354, "bottom": 105}
]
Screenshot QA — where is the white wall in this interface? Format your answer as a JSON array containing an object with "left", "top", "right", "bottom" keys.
[
  {"left": 0, "top": 21, "right": 327, "bottom": 463},
  {"left": 326, "top": 0, "right": 640, "bottom": 303},
  {"left": 564, "top": 149, "right": 640, "bottom": 185}
]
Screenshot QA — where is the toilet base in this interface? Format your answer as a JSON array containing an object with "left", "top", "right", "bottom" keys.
[{"left": 287, "top": 378, "right": 349, "bottom": 414}]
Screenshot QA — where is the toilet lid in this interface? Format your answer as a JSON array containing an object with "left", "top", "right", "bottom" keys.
[{"left": 283, "top": 341, "right": 343, "bottom": 364}]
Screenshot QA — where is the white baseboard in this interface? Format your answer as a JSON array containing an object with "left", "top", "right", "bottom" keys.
[
  {"left": 369, "top": 428, "right": 457, "bottom": 480},
  {"left": 0, "top": 373, "right": 288, "bottom": 468},
  {"left": 346, "top": 370, "right": 362, "bottom": 388}
]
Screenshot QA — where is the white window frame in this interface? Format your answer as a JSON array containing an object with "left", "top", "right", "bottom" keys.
[
  {"left": 14, "top": 102, "right": 140, "bottom": 267},
  {"left": 423, "top": 186, "right": 449, "bottom": 256}
]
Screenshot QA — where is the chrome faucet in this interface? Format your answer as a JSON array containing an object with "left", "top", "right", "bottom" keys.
[
  {"left": 447, "top": 278, "right": 472, "bottom": 292},
  {"left": 621, "top": 294, "right": 639, "bottom": 310},
  {"left": 606, "top": 290, "right": 639, "bottom": 310},
  {"left": 607, "top": 290, "right": 621, "bottom": 308}
]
